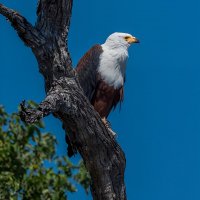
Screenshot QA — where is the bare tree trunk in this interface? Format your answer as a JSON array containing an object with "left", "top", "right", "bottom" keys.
[{"left": 0, "top": 1, "right": 127, "bottom": 199}]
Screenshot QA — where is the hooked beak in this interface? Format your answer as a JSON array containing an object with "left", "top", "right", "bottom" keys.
[{"left": 128, "top": 37, "right": 140, "bottom": 44}]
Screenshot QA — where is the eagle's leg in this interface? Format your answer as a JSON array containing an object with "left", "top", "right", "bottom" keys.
[{"left": 102, "top": 117, "right": 117, "bottom": 137}]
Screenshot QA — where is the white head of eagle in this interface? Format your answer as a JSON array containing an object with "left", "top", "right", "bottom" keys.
[
  {"left": 99, "top": 32, "right": 139, "bottom": 89},
  {"left": 76, "top": 32, "right": 139, "bottom": 123}
]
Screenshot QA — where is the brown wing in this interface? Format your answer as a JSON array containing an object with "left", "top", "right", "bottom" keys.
[
  {"left": 91, "top": 79, "right": 124, "bottom": 118},
  {"left": 76, "top": 44, "right": 103, "bottom": 101},
  {"left": 76, "top": 44, "right": 124, "bottom": 117}
]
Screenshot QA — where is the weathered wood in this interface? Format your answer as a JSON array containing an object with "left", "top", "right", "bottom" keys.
[{"left": 0, "top": 1, "right": 127, "bottom": 199}]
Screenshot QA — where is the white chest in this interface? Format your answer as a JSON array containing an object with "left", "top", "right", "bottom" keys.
[{"left": 97, "top": 45, "right": 128, "bottom": 89}]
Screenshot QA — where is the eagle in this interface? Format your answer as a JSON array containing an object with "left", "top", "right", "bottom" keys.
[
  {"left": 76, "top": 32, "right": 139, "bottom": 134},
  {"left": 66, "top": 32, "right": 139, "bottom": 157}
]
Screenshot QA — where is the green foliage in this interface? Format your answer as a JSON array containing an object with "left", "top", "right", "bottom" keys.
[{"left": 0, "top": 103, "right": 91, "bottom": 200}]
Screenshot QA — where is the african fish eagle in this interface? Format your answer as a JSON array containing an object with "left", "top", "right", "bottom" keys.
[{"left": 76, "top": 32, "right": 139, "bottom": 135}]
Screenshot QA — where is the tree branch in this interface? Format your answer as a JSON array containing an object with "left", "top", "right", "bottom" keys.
[
  {"left": 35, "top": 0, "right": 73, "bottom": 71},
  {"left": 20, "top": 79, "right": 71, "bottom": 123},
  {"left": 32, "top": 0, "right": 74, "bottom": 91},
  {"left": 0, "top": 3, "right": 44, "bottom": 48},
  {"left": 20, "top": 95, "right": 59, "bottom": 124},
  {"left": 36, "top": 0, "right": 73, "bottom": 40}
]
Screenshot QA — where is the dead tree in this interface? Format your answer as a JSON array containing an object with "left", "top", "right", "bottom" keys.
[{"left": 0, "top": 1, "right": 126, "bottom": 199}]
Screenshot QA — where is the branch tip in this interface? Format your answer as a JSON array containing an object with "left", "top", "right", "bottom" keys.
[
  {"left": 0, "top": 3, "right": 42, "bottom": 48},
  {"left": 19, "top": 100, "right": 43, "bottom": 124}
]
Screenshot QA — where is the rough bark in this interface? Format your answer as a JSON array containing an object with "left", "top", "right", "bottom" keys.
[{"left": 0, "top": 1, "right": 127, "bottom": 199}]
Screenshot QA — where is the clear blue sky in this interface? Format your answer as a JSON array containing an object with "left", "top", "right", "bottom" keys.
[{"left": 1, "top": 0, "right": 200, "bottom": 199}]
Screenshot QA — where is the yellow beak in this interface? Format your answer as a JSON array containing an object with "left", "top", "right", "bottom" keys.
[{"left": 127, "top": 37, "right": 140, "bottom": 44}]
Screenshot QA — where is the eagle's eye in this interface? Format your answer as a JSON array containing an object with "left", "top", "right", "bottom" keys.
[{"left": 124, "top": 36, "right": 130, "bottom": 41}]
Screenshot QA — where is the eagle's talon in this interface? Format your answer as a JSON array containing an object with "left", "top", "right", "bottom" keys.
[
  {"left": 108, "top": 127, "right": 117, "bottom": 137},
  {"left": 102, "top": 118, "right": 117, "bottom": 137},
  {"left": 105, "top": 120, "right": 111, "bottom": 128}
]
